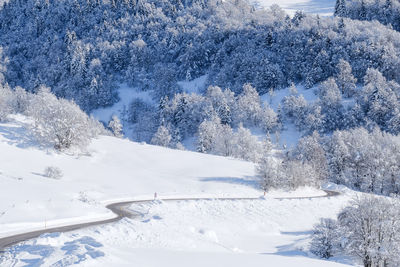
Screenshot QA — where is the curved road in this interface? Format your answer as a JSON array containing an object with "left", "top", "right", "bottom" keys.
[{"left": 0, "top": 190, "right": 340, "bottom": 251}]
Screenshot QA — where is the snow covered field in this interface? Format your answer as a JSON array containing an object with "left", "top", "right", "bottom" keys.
[
  {"left": 252, "top": 0, "right": 336, "bottom": 16},
  {"left": 1, "top": 192, "right": 353, "bottom": 266}
]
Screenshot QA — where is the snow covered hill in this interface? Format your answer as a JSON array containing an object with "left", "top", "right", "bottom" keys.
[
  {"left": 0, "top": 115, "right": 259, "bottom": 236},
  {"left": 0, "top": 115, "right": 356, "bottom": 266}
]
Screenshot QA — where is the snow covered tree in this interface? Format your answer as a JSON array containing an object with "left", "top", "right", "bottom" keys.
[
  {"left": 234, "top": 84, "right": 263, "bottom": 127},
  {"left": 334, "top": 0, "right": 346, "bottom": 17},
  {"left": 317, "top": 78, "right": 344, "bottom": 132},
  {"left": 282, "top": 94, "right": 309, "bottom": 130},
  {"left": 303, "top": 105, "right": 324, "bottom": 134},
  {"left": 291, "top": 131, "right": 327, "bottom": 182},
  {"left": 108, "top": 115, "right": 123, "bottom": 138},
  {"left": 232, "top": 124, "right": 264, "bottom": 162},
  {"left": 197, "top": 117, "right": 222, "bottom": 154},
  {"left": 205, "top": 86, "right": 234, "bottom": 125},
  {"left": 388, "top": 108, "right": 400, "bottom": 134},
  {"left": 338, "top": 196, "right": 400, "bottom": 267},
  {"left": 27, "top": 86, "right": 96, "bottom": 150},
  {"left": 214, "top": 123, "right": 235, "bottom": 157},
  {"left": 310, "top": 218, "right": 339, "bottom": 259},
  {"left": 197, "top": 118, "right": 267, "bottom": 161},
  {"left": 260, "top": 105, "right": 279, "bottom": 133},
  {"left": 335, "top": 59, "right": 357, "bottom": 98},
  {"left": 359, "top": 68, "right": 399, "bottom": 132},
  {"left": 284, "top": 160, "right": 320, "bottom": 189},
  {"left": 257, "top": 155, "right": 284, "bottom": 191},
  {"left": 151, "top": 125, "right": 172, "bottom": 147},
  {"left": 257, "top": 153, "right": 320, "bottom": 191},
  {"left": 0, "top": 84, "right": 13, "bottom": 121},
  {"left": 12, "top": 86, "right": 30, "bottom": 114}
]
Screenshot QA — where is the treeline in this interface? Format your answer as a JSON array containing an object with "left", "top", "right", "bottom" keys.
[
  {"left": 335, "top": 0, "right": 400, "bottom": 31},
  {"left": 2, "top": 0, "right": 400, "bottom": 111},
  {"left": 258, "top": 127, "right": 400, "bottom": 195}
]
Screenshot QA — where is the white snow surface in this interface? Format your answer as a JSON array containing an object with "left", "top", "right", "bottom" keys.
[
  {"left": 251, "top": 0, "right": 336, "bottom": 16},
  {"left": 1, "top": 192, "right": 353, "bottom": 266}
]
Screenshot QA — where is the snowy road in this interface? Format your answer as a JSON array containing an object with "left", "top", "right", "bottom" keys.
[{"left": 0, "top": 190, "right": 340, "bottom": 252}]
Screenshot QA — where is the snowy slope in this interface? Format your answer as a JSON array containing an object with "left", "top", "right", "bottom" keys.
[
  {"left": 0, "top": 115, "right": 358, "bottom": 266},
  {"left": 1, "top": 192, "right": 354, "bottom": 266},
  {"left": 0, "top": 115, "right": 261, "bottom": 237},
  {"left": 0, "top": 115, "right": 325, "bottom": 237},
  {"left": 251, "top": 0, "right": 336, "bottom": 16}
]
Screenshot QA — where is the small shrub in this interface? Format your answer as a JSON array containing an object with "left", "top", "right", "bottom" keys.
[{"left": 44, "top": 166, "right": 63, "bottom": 179}]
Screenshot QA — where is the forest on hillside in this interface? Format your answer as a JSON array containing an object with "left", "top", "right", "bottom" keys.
[
  {"left": 0, "top": 0, "right": 399, "bottom": 196},
  {"left": 1, "top": 1, "right": 400, "bottom": 266}
]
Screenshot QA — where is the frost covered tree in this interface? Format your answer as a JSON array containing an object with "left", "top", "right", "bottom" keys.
[
  {"left": 0, "top": 84, "right": 12, "bottom": 121},
  {"left": 197, "top": 117, "right": 222, "bottom": 154},
  {"left": 108, "top": 115, "right": 123, "bottom": 138},
  {"left": 317, "top": 78, "right": 344, "bottom": 132},
  {"left": 338, "top": 196, "right": 400, "bottom": 267},
  {"left": 335, "top": 59, "right": 357, "bottom": 98},
  {"left": 11, "top": 86, "right": 30, "bottom": 114},
  {"left": 257, "top": 153, "right": 320, "bottom": 191},
  {"left": 334, "top": 0, "right": 347, "bottom": 17},
  {"left": 232, "top": 124, "right": 264, "bottom": 162},
  {"left": 358, "top": 68, "right": 400, "bottom": 132},
  {"left": 282, "top": 93, "right": 308, "bottom": 130},
  {"left": 284, "top": 160, "right": 320, "bottom": 189},
  {"left": 310, "top": 218, "right": 339, "bottom": 259},
  {"left": 335, "top": 0, "right": 400, "bottom": 31},
  {"left": 197, "top": 117, "right": 267, "bottom": 161},
  {"left": 291, "top": 131, "right": 327, "bottom": 182},
  {"left": 234, "top": 84, "right": 263, "bottom": 127},
  {"left": 260, "top": 105, "right": 279, "bottom": 133},
  {"left": 27, "top": 86, "right": 97, "bottom": 150},
  {"left": 303, "top": 105, "right": 324, "bottom": 134},
  {"left": 151, "top": 125, "right": 172, "bottom": 147},
  {"left": 44, "top": 166, "right": 63, "bottom": 180},
  {"left": 324, "top": 127, "right": 400, "bottom": 195},
  {"left": 205, "top": 86, "right": 234, "bottom": 125},
  {"left": 257, "top": 155, "right": 284, "bottom": 191},
  {"left": 388, "top": 109, "right": 400, "bottom": 134}
]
